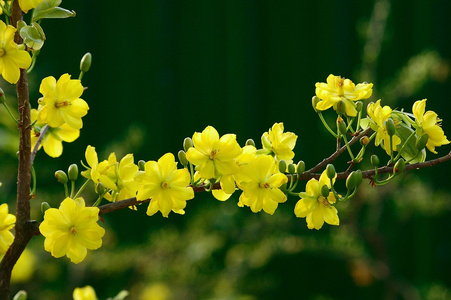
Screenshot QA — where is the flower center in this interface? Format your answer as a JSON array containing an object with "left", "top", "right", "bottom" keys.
[
  {"left": 320, "top": 197, "right": 330, "bottom": 208},
  {"left": 161, "top": 181, "right": 169, "bottom": 189},
  {"left": 209, "top": 149, "right": 218, "bottom": 160},
  {"left": 55, "top": 101, "right": 71, "bottom": 108},
  {"left": 0, "top": 48, "right": 5, "bottom": 57},
  {"left": 259, "top": 182, "right": 270, "bottom": 189},
  {"left": 70, "top": 226, "right": 77, "bottom": 235},
  {"left": 335, "top": 77, "right": 344, "bottom": 96}
]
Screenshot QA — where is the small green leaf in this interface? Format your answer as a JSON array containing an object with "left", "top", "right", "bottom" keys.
[
  {"left": 396, "top": 122, "right": 426, "bottom": 163},
  {"left": 19, "top": 25, "right": 45, "bottom": 50},
  {"left": 32, "top": 0, "right": 75, "bottom": 22}
]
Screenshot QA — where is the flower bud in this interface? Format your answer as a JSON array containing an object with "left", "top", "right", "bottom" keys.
[
  {"left": 393, "top": 159, "right": 405, "bottom": 174},
  {"left": 370, "top": 155, "right": 379, "bottom": 167},
  {"left": 178, "top": 150, "right": 188, "bottom": 167},
  {"left": 354, "top": 169, "right": 363, "bottom": 187},
  {"left": 0, "top": 87, "right": 5, "bottom": 104},
  {"left": 346, "top": 172, "right": 357, "bottom": 190},
  {"left": 326, "top": 164, "right": 336, "bottom": 179},
  {"left": 415, "top": 134, "right": 429, "bottom": 150},
  {"left": 245, "top": 139, "right": 255, "bottom": 147},
  {"left": 288, "top": 163, "right": 296, "bottom": 174},
  {"left": 336, "top": 100, "right": 346, "bottom": 116},
  {"left": 41, "top": 202, "right": 51, "bottom": 214},
  {"left": 384, "top": 118, "right": 396, "bottom": 137},
  {"left": 55, "top": 170, "right": 68, "bottom": 184},
  {"left": 312, "top": 96, "right": 320, "bottom": 112},
  {"left": 278, "top": 160, "right": 287, "bottom": 173},
  {"left": 183, "top": 137, "right": 194, "bottom": 152},
  {"left": 68, "top": 164, "right": 78, "bottom": 181},
  {"left": 261, "top": 135, "right": 272, "bottom": 150},
  {"left": 355, "top": 101, "right": 363, "bottom": 112},
  {"left": 12, "top": 290, "right": 27, "bottom": 300},
  {"left": 337, "top": 117, "right": 347, "bottom": 135},
  {"left": 138, "top": 160, "right": 146, "bottom": 171},
  {"left": 297, "top": 161, "right": 305, "bottom": 176},
  {"left": 360, "top": 136, "right": 369, "bottom": 146},
  {"left": 95, "top": 182, "right": 105, "bottom": 195},
  {"left": 80, "top": 52, "right": 92, "bottom": 73},
  {"left": 321, "top": 185, "right": 330, "bottom": 198}
]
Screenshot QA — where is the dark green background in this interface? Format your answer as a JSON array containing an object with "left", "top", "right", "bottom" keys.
[{"left": 3, "top": 0, "right": 451, "bottom": 299}]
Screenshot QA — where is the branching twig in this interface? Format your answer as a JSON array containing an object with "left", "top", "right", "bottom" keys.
[{"left": 30, "top": 124, "right": 49, "bottom": 165}]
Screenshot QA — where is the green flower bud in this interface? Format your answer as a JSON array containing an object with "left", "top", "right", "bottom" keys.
[
  {"left": 336, "top": 100, "right": 346, "bottom": 116},
  {"left": 138, "top": 160, "right": 146, "bottom": 171},
  {"left": 337, "top": 117, "right": 347, "bottom": 135},
  {"left": 183, "top": 137, "right": 194, "bottom": 152},
  {"left": 384, "top": 118, "right": 396, "bottom": 137},
  {"left": 370, "top": 155, "right": 380, "bottom": 167},
  {"left": 415, "top": 134, "right": 429, "bottom": 150},
  {"left": 13, "top": 290, "right": 27, "bottom": 300},
  {"left": 356, "top": 101, "right": 363, "bottom": 112},
  {"left": 245, "top": 139, "right": 255, "bottom": 147},
  {"left": 288, "top": 163, "right": 296, "bottom": 174},
  {"left": 95, "top": 182, "right": 105, "bottom": 195},
  {"left": 80, "top": 52, "right": 92, "bottom": 73},
  {"left": 360, "top": 136, "right": 370, "bottom": 146},
  {"left": 394, "top": 158, "right": 405, "bottom": 174},
  {"left": 0, "top": 87, "right": 5, "bottom": 104},
  {"left": 321, "top": 184, "right": 330, "bottom": 198},
  {"left": 41, "top": 202, "right": 51, "bottom": 214},
  {"left": 312, "top": 96, "right": 320, "bottom": 112},
  {"left": 354, "top": 169, "right": 363, "bottom": 187},
  {"left": 326, "top": 164, "right": 336, "bottom": 179},
  {"left": 297, "top": 161, "right": 305, "bottom": 176},
  {"left": 55, "top": 170, "right": 68, "bottom": 184},
  {"left": 346, "top": 172, "right": 357, "bottom": 190},
  {"left": 68, "top": 164, "right": 78, "bottom": 181},
  {"left": 278, "top": 160, "right": 287, "bottom": 173},
  {"left": 178, "top": 150, "right": 188, "bottom": 167}
]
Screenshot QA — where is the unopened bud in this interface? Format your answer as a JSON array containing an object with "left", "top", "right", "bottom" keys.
[
  {"left": 12, "top": 290, "right": 27, "bottom": 300},
  {"left": 95, "top": 182, "right": 105, "bottom": 195},
  {"left": 80, "top": 52, "right": 92, "bottom": 73},
  {"left": 326, "top": 164, "right": 336, "bottom": 179},
  {"left": 178, "top": 150, "right": 188, "bottom": 167},
  {"left": 356, "top": 101, "right": 363, "bottom": 112},
  {"left": 41, "top": 202, "right": 51, "bottom": 214},
  {"left": 312, "top": 96, "right": 320, "bottom": 112},
  {"left": 55, "top": 170, "right": 68, "bottom": 184},
  {"left": 278, "top": 160, "right": 287, "bottom": 173},
  {"left": 394, "top": 159, "right": 405, "bottom": 174},
  {"left": 138, "top": 160, "right": 146, "bottom": 171},
  {"left": 68, "top": 164, "right": 78, "bottom": 181},
  {"left": 183, "top": 137, "right": 194, "bottom": 152},
  {"left": 384, "top": 118, "right": 396, "bottom": 137},
  {"left": 321, "top": 185, "right": 330, "bottom": 198},
  {"left": 360, "top": 136, "right": 370, "bottom": 146},
  {"left": 337, "top": 117, "right": 347, "bottom": 135},
  {"left": 297, "top": 161, "right": 305, "bottom": 176},
  {"left": 354, "top": 169, "right": 363, "bottom": 187},
  {"left": 336, "top": 100, "right": 346, "bottom": 116},
  {"left": 346, "top": 172, "right": 357, "bottom": 190},
  {"left": 415, "top": 134, "right": 429, "bottom": 150},
  {"left": 288, "top": 163, "right": 296, "bottom": 174},
  {"left": 245, "top": 139, "right": 255, "bottom": 147},
  {"left": 370, "top": 155, "right": 380, "bottom": 167}
]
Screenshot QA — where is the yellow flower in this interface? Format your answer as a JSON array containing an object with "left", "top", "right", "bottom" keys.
[
  {"left": 30, "top": 109, "right": 79, "bottom": 158},
  {"left": 0, "top": 203, "right": 15, "bottom": 255},
  {"left": 315, "top": 74, "right": 373, "bottom": 117},
  {"left": 136, "top": 153, "right": 194, "bottom": 217},
  {"left": 73, "top": 285, "right": 98, "bottom": 300},
  {"left": 103, "top": 153, "right": 139, "bottom": 202},
  {"left": 238, "top": 155, "right": 288, "bottom": 215},
  {"left": 18, "top": 0, "right": 43, "bottom": 13},
  {"left": 412, "top": 99, "right": 450, "bottom": 154},
  {"left": 11, "top": 248, "right": 35, "bottom": 283},
  {"left": 367, "top": 100, "right": 401, "bottom": 155},
  {"left": 186, "top": 126, "right": 242, "bottom": 179},
  {"left": 37, "top": 73, "right": 89, "bottom": 129},
  {"left": 81, "top": 145, "right": 118, "bottom": 190},
  {"left": 294, "top": 170, "right": 339, "bottom": 230},
  {"left": 39, "top": 197, "right": 105, "bottom": 264},
  {"left": 0, "top": 20, "right": 32, "bottom": 84},
  {"left": 261, "top": 122, "right": 297, "bottom": 163}
]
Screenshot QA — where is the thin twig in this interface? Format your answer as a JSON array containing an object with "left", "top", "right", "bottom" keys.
[{"left": 30, "top": 124, "right": 49, "bottom": 165}]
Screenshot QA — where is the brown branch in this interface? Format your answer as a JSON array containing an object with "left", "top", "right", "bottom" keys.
[{"left": 0, "top": 3, "right": 33, "bottom": 299}]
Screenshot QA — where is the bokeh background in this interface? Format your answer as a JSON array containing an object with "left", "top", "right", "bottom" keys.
[{"left": 1, "top": 0, "right": 451, "bottom": 299}]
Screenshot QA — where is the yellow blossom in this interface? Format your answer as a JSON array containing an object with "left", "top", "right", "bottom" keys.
[
  {"left": 412, "top": 99, "right": 450, "bottom": 154},
  {"left": 315, "top": 74, "right": 373, "bottom": 117},
  {"left": 73, "top": 285, "right": 98, "bottom": 300},
  {"left": 0, "top": 20, "right": 32, "bottom": 84},
  {"left": 0, "top": 203, "right": 15, "bottom": 255},
  {"left": 11, "top": 248, "right": 35, "bottom": 283},
  {"left": 103, "top": 153, "right": 139, "bottom": 202},
  {"left": 186, "top": 126, "right": 242, "bottom": 179},
  {"left": 39, "top": 197, "right": 105, "bottom": 264},
  {"left": 136, "top": 153, "right": 194, "bottom": 217},
  {"left": 37, "top": 73, "right": 89, "bottom": 129},
  {"left": 18, "top": 0, "right": 43, "bottom": 13},
  {"left": 367, "top": 100, "right": 401, "bottom": 155},
  {"left": 238, "top": 155, "right": 288, "bottom": 214},
  {"left": 30, "top": 109, "right": 79, "bottom": 158},
  {"left": 294, "top": 170, "right": 339, "bottom": 230},
  {"left": 81, "top": 145, "right": 118, "bottom": 190},
  {"left": 261, "top": 122, "right": 297, "bottom": 163}
]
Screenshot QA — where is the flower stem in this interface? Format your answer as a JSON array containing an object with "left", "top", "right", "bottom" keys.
[
  {"left": 318, "top": 112, "right": 338, "bottom": 138},
  {"left": 1, "top": 102, "right": 19, "bottom": 124},
  {"left": 73, "top": 179, "right": 91, "bottom": 199}
]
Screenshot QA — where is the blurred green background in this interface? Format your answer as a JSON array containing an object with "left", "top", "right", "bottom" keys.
[{"left": 2, "top": 0, "right": 451, "bottom": 299}]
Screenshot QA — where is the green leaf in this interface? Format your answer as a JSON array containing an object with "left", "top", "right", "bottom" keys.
[
  {"left": 19, "top": 24, "right": 45, "bottom": 50},
  {"left": 32, "top": 0, "right": 75, "bottom": 22},
  {"left": 396, "top": 122, "right": 426, "bottom": 164}
]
